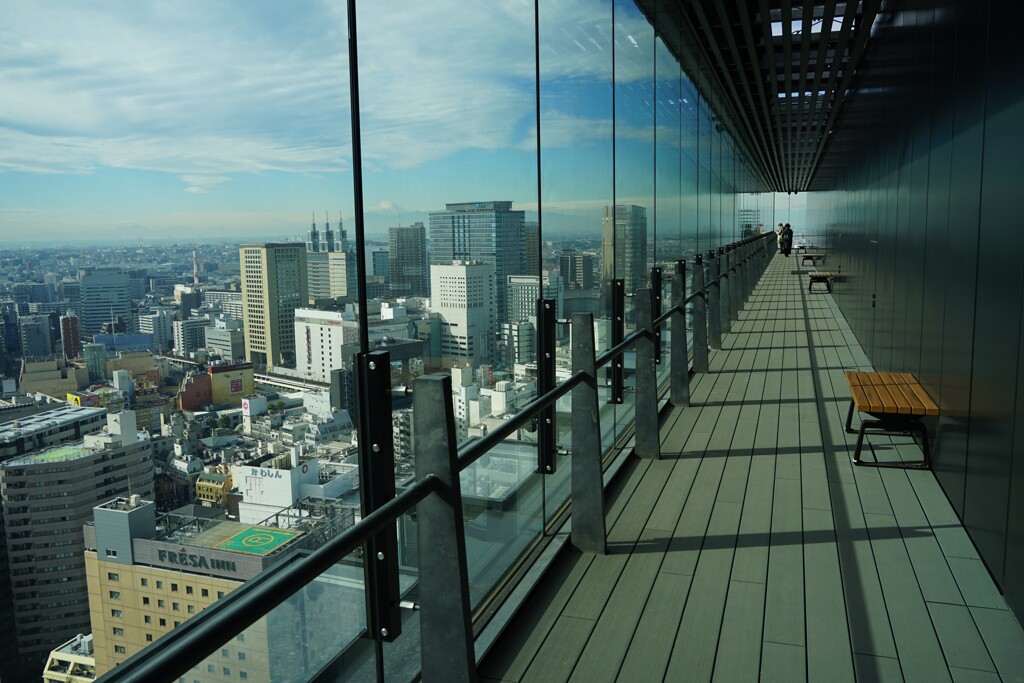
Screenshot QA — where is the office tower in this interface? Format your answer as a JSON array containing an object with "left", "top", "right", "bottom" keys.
[
  {"left": 82, "top": 343, "right": 108, "bottom": 381},
  {"left": 500, "top": 321, "right": 536, "bottom": 366},
  {"left": 172, "top": 318, "right": 207, "bottom": 356},
  {"left": 12, "top": 282, "right": 52, "bottom": 305},
  {"left": 601, "top": 205, "right": 648, "bottom": 308},
  {"left": 18, "top": 314, "right": 53, "bottom": 358},
  {"left": 429, "top": 202, "right": 526, "bottom": 323},
  {"left": 59, "top": 281, "right": 81, "bottom": 315},
  {"left": 175, "top": 286, "right": 202, "bottom": 320},
  {"left": 78, "top": 268, "right": 131, "bottom": 336},
  {"left": 202, "top": 291, "right": 243, "bottom": 321},
  {"left": 737, "top": 207, "right": 760, "bottom": 237},
  {"left": 524, "top": 221, "right": 540, "bottom": 276},
  {"left": 307, "top": 214, "right": 321, "bottom": 253},
  {"left": 138, "top": 310, "right": 173, "bottom": 351},
  {"left": 126, "top": 269, "right": 148, "bottom": 301},
  {"left": 430, "top": 262, "right": 496, "bottom": 366},
  {"left": 203, "top": 320, "right": 245, "bottom": 362},
  {"left": 60, "top": 313, "right": 81, "bottom": 359},
  {"left": 504, "top": 273, "right": 564, "bottom": 327},
  {"left": 371, "top": 249, "right": 389, "bottom": 279},
  {"left": 388, "top": 223, "right": 429, "bottom": 298},
  {"left": 239, "top": 243, "right": 308, "bottom": 372},
  {"left": 0, "top": 411, "right": 153, "bottom": 671},
  {"left": 559, "top": 249, "right": 596, "bottom": 290}
]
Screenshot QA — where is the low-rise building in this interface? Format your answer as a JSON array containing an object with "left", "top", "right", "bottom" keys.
[{"left": 42, "top": 634, "right": 95, "bottom": 683}]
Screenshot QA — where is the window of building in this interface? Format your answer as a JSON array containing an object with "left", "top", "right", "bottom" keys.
[
  {"left": 143, "top": 597, "right": 150, "bottom": 605},
  {"left": 207, "top": 664, "right": 215, "bottom": 673},
  {"left": 109, "top": 591, "right": 121, "bottom": 600},
  {"left": 146, "top": 634, "right": 153, "bottom": 642},
  {"left": 223, "top": 669, "right": 230, "bottom": 676},
  {"left": 114, "top": 645, "right": 126, "bottom": 654},
  {"left": 239, "top": 673, "right": 248, "bottom": 680},
  {"left": 158, "top": 599, "right": 165, "bottom": 608},
  {"left": 221, "top": 649, "right": 229, "bottom": 658},
  {"left": 238, "top": 652, "right": 245, "bottom": 661},
  {"left": 187, "top": 605, "right": 196, "bottom": 614},
  {"left": 106, "top": 571, "right": 119, "bottom": 580},
  {"left": 186, "top": 585, "right": 194, "bottom": 595},
  {"left": 141, "top": 578, "right": 149, "bottom": 587},
  {"left": 156, "top": 581, "right": 163, "bottom": 589},
  {"left": 217, "top": 591, "right": 225, "bottom": 599},
  {"left": 112, "top": 627, "right": 124, "bottom": 636},
  {"left": 106, "top": 549, "right": 118, "bottom": 559},
  {"left": 172, "top": 602, "right": 180, "bottom": 611},
  {"left": 111, "top": 609, "right": 122, "bottom": 618},
  {"left": 201, "top": 588, "right": 209, "bottom": 598},
  {"left": 159, "top": 618, "right": 166, "bottom": 627},
  {"left": 171, "top": 583, "right": 178, "bottom": 592},
  {"left": 144, "top": 615, "right": 151, "bottom": 624}
]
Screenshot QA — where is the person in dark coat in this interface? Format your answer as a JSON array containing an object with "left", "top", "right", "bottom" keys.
[{"left": 781, "top": 223, "right": 794, "bottom": 256}]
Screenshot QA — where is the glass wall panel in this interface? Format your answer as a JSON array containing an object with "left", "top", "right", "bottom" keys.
[
  {"left": 611, "top": 0, "right": 654, "bottom": 448},
  {"left": 537, "top": 0, "right": 614, "bottom": 526}
]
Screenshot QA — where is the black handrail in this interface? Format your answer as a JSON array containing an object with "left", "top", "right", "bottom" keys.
[
  {"left": 99, "top": 231, "right": 776, "bottom": 682},
  {"left": 102, "top": 476, "right": 441, "bottom": 683},
  {"left": 457, "top": 370, "right": 586, "bottom": 470}
]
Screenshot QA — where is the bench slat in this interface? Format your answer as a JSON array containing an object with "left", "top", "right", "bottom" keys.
[
  {"left": 891, "top": 383, "right": 927, "bottom": 414},
  {"left": 907, "top": 383, "right": 940, "bottom": 416},
  {"left": 873, "top": 384, "right": 900, "bottom": 413}
]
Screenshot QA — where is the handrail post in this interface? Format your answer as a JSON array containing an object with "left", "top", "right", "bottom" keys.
[
  {"left": 738, "top": 241, "right": 750, "bottom": 309},
  {"left": 536, "top": 297, "right": 556, "bottom": 474},
  {"left": 610, "top": 279, "right": 625, "bottom": 404},
  {"left": 571, "top": 314, "right": 607, "bottom": 554},
  {"left": 720, "top": 246, "right": 732, "bottom": 335},
  {"left": 651, "top": 266, "right": 663, "bottom": 364},
  {"left": 413, "top": 375, "right": 477, "bottom": 683},
  {"left": 356, "top": 350, "right": 401, "bottom": 643},
  {"left": 671, "top": 260, "right": 690, "bottom": 407},
  {"left": 635, "top": 288, "right": 660, "bottom": 460},
  {"left": 692, "top": 253, "right": 709, "bottom": 373},
  {"left": 707, "top": 250, "right": 722, "bottom": 350}
]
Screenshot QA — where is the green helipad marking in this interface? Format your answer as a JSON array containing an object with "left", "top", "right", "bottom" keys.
[{"left": 214, "top": 526, "right": 302, "bottom": 556}]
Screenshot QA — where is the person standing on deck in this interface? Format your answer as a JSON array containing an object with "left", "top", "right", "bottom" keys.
[
  {"left": 776, "top": 223, "right": 784, "bottom": 250},
  {"left": 781, "top": 223, "right": 794, "bottom": 256}
]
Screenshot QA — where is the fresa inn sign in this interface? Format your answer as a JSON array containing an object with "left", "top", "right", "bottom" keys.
[{"left": 158, "top": 548, "right": 237, "bottom": 573}]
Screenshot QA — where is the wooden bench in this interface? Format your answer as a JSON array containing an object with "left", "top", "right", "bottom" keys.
[
  {"left": 808, "top": 272, "right": 834, "bottom": 293},
  {"left": 843, "top": 371, "right": 939, "bottom": 468},
  {"left": 801, "top": 252, "right": 825, "bottom": 266}
]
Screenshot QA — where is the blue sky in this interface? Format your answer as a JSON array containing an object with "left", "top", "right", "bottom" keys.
[{"left": 0, "top": 0, "right": 752, "bottom": 245}]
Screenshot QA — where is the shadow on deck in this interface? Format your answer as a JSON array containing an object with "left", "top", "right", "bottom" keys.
[{"left": 479, "top": 255, "right": 1024, "bottom": 683}]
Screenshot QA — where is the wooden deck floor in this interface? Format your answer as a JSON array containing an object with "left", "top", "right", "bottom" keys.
[{"left": 479, "top": 255, "right": 1024, "bottom": 683}]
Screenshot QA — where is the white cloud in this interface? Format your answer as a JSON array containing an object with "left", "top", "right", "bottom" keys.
[{"left": 0, "top": 0, "right": 658, "bottom": 181}]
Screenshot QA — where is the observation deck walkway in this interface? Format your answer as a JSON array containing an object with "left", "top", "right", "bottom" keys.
[{"left": 480, "top": 255, "right": 1024, "bottom": 683}]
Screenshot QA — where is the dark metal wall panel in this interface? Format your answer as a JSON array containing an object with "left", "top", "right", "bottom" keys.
[
  {"left": 935, "top": 0, "right": 988, "bottom": 515},
  {"left": 819, "top": 0, "right": 1024, "bottom": 619},
  {"left": 966, "top": 0, "right": 1024, "bottom": 589}
]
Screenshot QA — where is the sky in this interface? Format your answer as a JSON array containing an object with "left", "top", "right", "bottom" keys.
[{"left": 0, "top": 0, "right": 754, "bottom": 246}]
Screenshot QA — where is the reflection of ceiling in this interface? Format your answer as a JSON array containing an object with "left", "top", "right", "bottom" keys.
[{"left": 644, "top": 0, "right": 882, "bottom": 193}]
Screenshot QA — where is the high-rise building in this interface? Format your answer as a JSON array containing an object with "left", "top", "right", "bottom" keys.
[
  {"left": 504, "top": 273, "right": 564, "bottom": 327},
  {"left": 388, "top": 223, "right": 429, "bottom": 298},
  {"left": 239, "top": 243, "right": 308, "bottom": 372},
  {"left": 500, "top": 321, "right": 536, "bottom": 366},
  {"left": 601, "top": 205, "right": 648, "bottom": 309},
  {"left": 0, "top": 411, "right": 153, "bottom": 670},
  {"left": 172, "top": 318, "right": 207, "bottom": 356},
  {"left": 78, "top": 269, "right": 131, "bottom": 336},
  {"left": 18, "top": 314, "right": 53, "bottom": 358},
  {"left": 559, "top": 249, "right": 597, "bottom": 290},
  {"left": 307, "top": 251, "right": 352, "bottom": 303},
  {"left": 429, "top": 202, "right": 526, "bottom": 323},
  {"left": 12, "top": 283, "right": 52, "bottom": 305},
  {"left": 60, "top": 313, "right": 81, "bottom": 360},
  {"left": 524, "top": 221, "right": 540, "bottom": 277},
  {"left": 430, "top": 261, "right": 496, "bottom": 366},
  {"left": 203, "top": 320, "right": 245, "bottom": 362},
  {"left": 138, "top": 310, "right": 173, "bottom": 351},
  {"left": 371, "top": 249, "right": 389, "bottom": 278}
]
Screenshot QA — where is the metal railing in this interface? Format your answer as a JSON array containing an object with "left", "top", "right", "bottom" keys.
[{"left": 101, "top": 232, "right": 777, "bottom": 683}]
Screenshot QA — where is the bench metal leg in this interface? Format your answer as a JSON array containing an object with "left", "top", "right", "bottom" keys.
[
  {"left": 845, "top": 400, "right": 857, "bottom": 434},
  {"left": 850, "top": 413, "right": 931, "bottom": 469}
]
